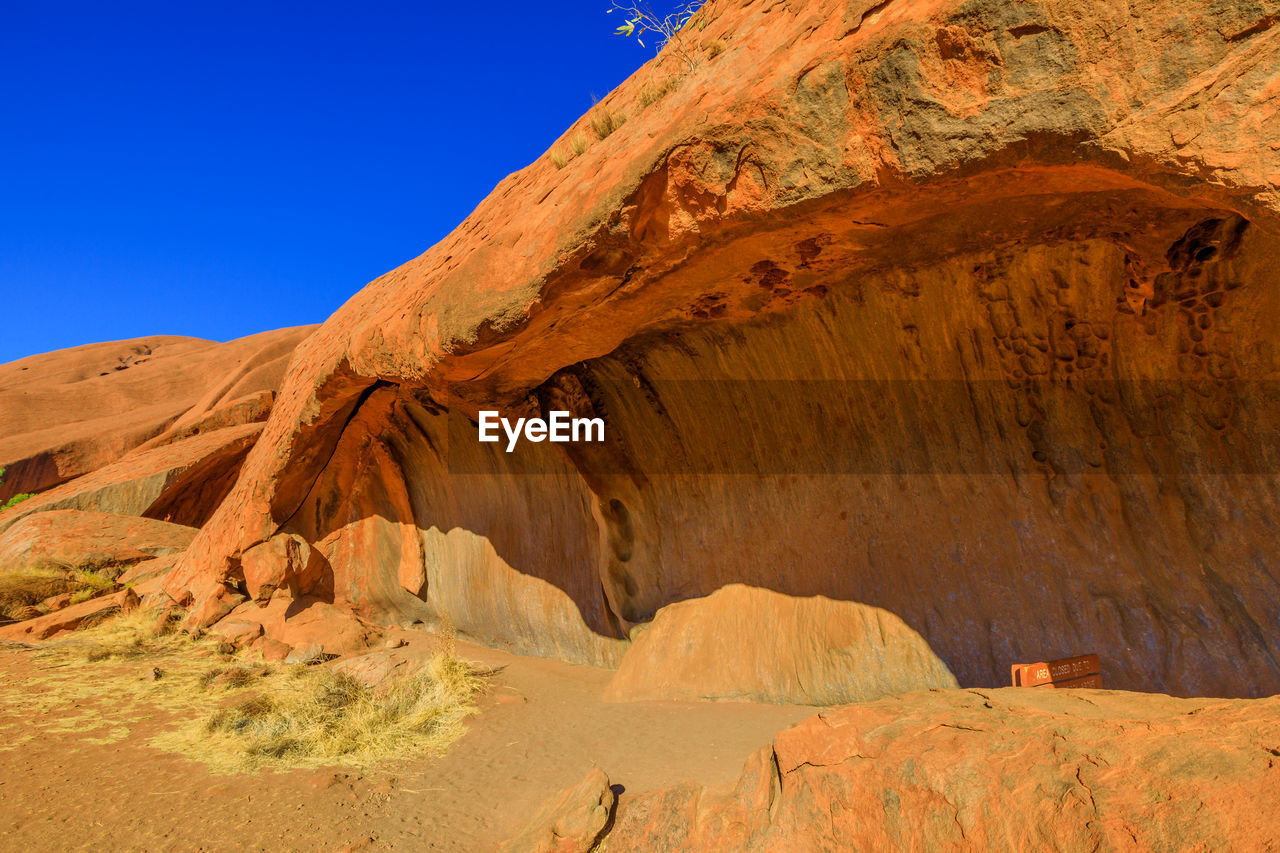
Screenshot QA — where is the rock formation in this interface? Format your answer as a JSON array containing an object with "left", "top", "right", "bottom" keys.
[
  {"left": 605, "top": 584, "right": 958, "bottom": 704},
  {"left": 0, "top": 0, "right": 1277, "bottom": 847},
  {"left": 496, "top": 768, "right": 617, "bottom": 853},
  {"left": 0, "top": 510, "right": 196, "bottom": 577},
  {"left": 133, "top": 0, "right": 1280, "bottom": 698},
  {"left": 0, "top": 328, "right": 313, "bottom": 503},
  {"left": 513, "top": 687, "right": 1280, "bottom": 850},
  {"left": 0, "top": 0, "right": 1277, "bottom": 702}
]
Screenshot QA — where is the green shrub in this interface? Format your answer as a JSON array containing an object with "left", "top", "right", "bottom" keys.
[{"left": 0, "top": 468, "right": 35, "bottom": 511}]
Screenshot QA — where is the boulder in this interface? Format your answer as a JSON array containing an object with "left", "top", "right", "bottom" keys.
[
  {"left": 585, "top": 689, "right": 1280, "bottom": 850},
  {"left": 605, "top": 585, "right": 957, "bottom": 705},
  {"left": 497, "top": 768, "right": 616, "bottom": 853},
  {"left": 285, "top": 643, "right": 325, "bottom": 665},
  {"left": 41, "top": 593, "right": 71, "bottom": 612},
  {"left": 186, "top": 584, "right": 246, "bottom": 630},
  {"left": 239, "top": 532, "right": 314, "bottom": 603},
  {"left": 329, "top": 650, "right": 410, "bottom": 688},
  {"left": 259, "top": 638, "right": 292, "bottom": 662},
  {"left": 229, "top": 596, "right": 373, "bottom": 655},
  {"left": 210, "top": 619, "right": 264, "bottom": 647}
]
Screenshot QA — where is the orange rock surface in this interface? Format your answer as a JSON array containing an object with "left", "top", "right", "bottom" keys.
[
  {"left": 0, "top": 327, "right": 313, "bottom": 501},
  {"left": 605, "top": 584, "right": 957, "bottom": 704},
  {"left": 140, "top": 0, "right": 1280, "bottom": 700},
  {"left": 0, "top": 509, "right": 196, "bottom": 576},
  {"left": 496, "top": 768, "right": 616, "bottom": 853},
  {"left": 514, "top": 686, "right": 1280, "bottom": 845},
  {"left": 0, "top": 0, "right": 1271, "bottom": 846},
  {"left": 0, "top": 0, "right": 1276, "bottom": 706},
  {"left": 524, "top": 687, "right": 1280, "bottom": 850}
]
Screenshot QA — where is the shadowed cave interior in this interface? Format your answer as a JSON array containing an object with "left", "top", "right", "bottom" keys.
[{"left": 221, "top": 175, "right": 1280, "bottom": 699}]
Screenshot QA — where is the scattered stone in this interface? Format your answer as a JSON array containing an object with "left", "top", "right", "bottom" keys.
[
  {"left": 498, "top": 768, "right": 615, "bottom": 853},
  {"left": 384, "top": 637, "right": 406, "bottom": 649},
  {"left": 330, "top": 651, "right": 409, "bottom": 688},
  {"left": 188, "top": 584, "right": 246, "bottom": 628},
  {"left": 211, "top": 619, "right": 263, "bottom": 647},
  {"left": 120, "top": 587, "right": 140, "bottom": 614},
  {"left": 285, "top": 643, "right": 325, "bottom": 665},
  {"left": 260, "top": 638, "right": 292, "bottom": 663},
  {"left": 40, "top": 594, "right": 71, "bottom": 612}
]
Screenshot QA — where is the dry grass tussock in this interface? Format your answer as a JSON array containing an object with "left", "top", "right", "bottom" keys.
[
  {"left": 9, "top": 609, "right": 486, "bottom": 772},
  {"left": 0, "top": 571, "right": 77, "bottom": 618},
  {"left": 637, "top": 75, "right": 681, "bottom": 108},
  {"left": 548, "top": 131, "right": 592, "bottom": 170},
  {"left": 589, "top": 106, "right": 626, "bottom": 140},
  {"left": 0, "top": 565, "right": 118, "bottom": 620},
  {"left": 177, "top": 655, "right": 483, "bottom": 771}
]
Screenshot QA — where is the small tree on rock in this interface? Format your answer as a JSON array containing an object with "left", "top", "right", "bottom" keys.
[{"left": 608, "top": 1, "right": 707, "bottom": 71}]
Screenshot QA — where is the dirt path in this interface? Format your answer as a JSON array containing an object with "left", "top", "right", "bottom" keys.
[{"left": 0, "top": 631, "right": 815, "bottom": 851}]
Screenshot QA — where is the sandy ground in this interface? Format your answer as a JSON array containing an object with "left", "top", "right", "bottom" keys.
[{"left": 0, "top": 630, "right": 816, "bottom": 852}]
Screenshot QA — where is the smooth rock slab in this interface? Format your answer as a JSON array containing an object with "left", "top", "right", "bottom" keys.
[
  {"left": 0, "top": 510, "right": 196, "bottom": 577},
  {"left": 579, "top": 689, "right": 1280, "bottom": 851},
  {"left": 605, "top": 584, "right": 958, "bottom": 705}
]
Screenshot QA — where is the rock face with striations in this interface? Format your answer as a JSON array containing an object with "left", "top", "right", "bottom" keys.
[
  {"left": 156, "top": 0, "right": 1280, "bottom": 697},
  {"left": 0, "top": 328, "right": 314, "bottom": 505}
]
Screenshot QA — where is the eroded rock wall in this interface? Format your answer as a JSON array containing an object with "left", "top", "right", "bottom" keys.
[
  {"left": 553, "top": 215, "right": 1280, "bottom": 695},
  {"left": 164, "top": 0, "right": 1280, "bottom": 696}
]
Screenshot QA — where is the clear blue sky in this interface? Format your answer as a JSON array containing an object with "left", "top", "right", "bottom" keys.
[{"left": 0, "top": 2, "right": 648, "bottom": 364}]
